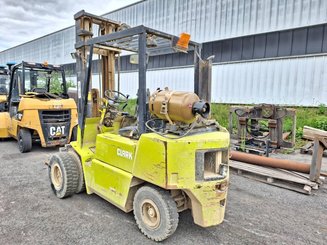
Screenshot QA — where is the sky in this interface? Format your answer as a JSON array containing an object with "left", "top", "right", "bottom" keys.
[{"left": 0, "top": 0, "right": 140, "bottom": 51}]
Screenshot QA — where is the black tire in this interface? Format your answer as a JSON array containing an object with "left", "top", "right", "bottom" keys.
[
  {"left": 133, "top": 186, "right": 179, "bottom": 242},
  {"left": 48, "top": 153, "right": 79, "bottom": 198},
  {"left": 69, "top": 151, "right": 86, "bottom": 194},
  {"left": 18, "top": 128, "right": 32, "bottom": 153}
]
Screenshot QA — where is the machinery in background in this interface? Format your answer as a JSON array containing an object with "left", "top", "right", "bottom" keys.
[
  {"left": 229, "top": 104, "right": 296, "bottom": 155},
  {"left": 0, "top": 64, "right": 10, "bottom": 108},
  {"left": 0, "top": 61, "right": 78, "bottom": 152},
  {"left": 47, "top": 10, "right": 230, "bottom": 242}
]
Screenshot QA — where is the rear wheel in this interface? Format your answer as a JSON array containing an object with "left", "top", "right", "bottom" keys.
[
  {"left": 18, "top": 128, "right": 32, "bottom": 153},
  {"left": 69, "top": 151, "right": 86, "bottom": 194},
  {"left": 133, "top": 186, "right": 179, "bottom": 242},
  {"left": 48, "top": 153, "right": 79, "bottom": 198}
]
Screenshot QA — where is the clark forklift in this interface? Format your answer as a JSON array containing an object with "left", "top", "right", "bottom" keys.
[
  {"left": 47, "top": 11, "right": 230, "bottom": 241},
  {"left": 0, "top": 61, "right": 78, "bottom": 152}
]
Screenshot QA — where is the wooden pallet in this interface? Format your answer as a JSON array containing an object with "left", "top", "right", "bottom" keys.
[{"left": 230, "top": 160, "right": 321, "bottom": 195}]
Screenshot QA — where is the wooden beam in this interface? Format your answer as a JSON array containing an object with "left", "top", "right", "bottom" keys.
[
  {"left": 310, "top": 137, "right": 326, "bottom": 181},
  {"left": 303, "top": 126, "right": 327, "bottom": 140},
  {"left": 229, "top": 160, "right": 318, "bottom": 195}
]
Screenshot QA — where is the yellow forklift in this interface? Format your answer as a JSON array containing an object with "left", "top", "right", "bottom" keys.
[
  {"left": 0, "top": 61, "right": 78, "bottom": 152},
  {"left": 0, "top": 64, "right": 10, "bottom": 106},
  {"left": 47, "top": 11, "right": 230, "bottom": 241}
]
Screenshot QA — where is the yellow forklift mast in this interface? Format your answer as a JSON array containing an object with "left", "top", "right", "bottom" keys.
[
  {"left": 47, "top": 10, "right": 230, "bottom": 242},
  {"left": 0, "top": 61, "right": 78, "bottom": 152}
]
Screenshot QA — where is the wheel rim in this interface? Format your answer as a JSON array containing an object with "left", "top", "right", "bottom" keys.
[
  {"left": 18, "top": 137, "right": 23, "bottom": 150},
  {"left": 141, "top": 199, "right": 161, "bottom": 230},
  {"left": 51, "top": 163, "right": 63, "bottom": 190}
]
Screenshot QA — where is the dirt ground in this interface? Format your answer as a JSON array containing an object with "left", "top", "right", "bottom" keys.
[{"left": 0, "top": 139, "right": 326, "bottom": 245}]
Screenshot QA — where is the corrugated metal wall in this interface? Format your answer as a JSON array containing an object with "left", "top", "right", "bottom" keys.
[
  {"left": 1, "top": 0, "right": 327, "bottom": 106},
  {"left": 107, "top": 0, "right": 327, "bottom": 43},
  {"left": 1, "top": 0, "right": 326, "bottom": 64},
  {"left": 0, "top": 28, "right": 74, "bottom": 65},
  {"left": 116, "top": 54, "right": 327, "bottom": 106},
  {"left": 213, "top": 55, "right": 327, "bottom": 105}
]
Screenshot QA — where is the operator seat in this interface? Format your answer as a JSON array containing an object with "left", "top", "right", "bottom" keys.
[{"left": 118, "top": 114, "right": 138, "bottom": 138}]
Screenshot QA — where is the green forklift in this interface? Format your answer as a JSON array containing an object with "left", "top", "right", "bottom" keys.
[{"left": 47, "top": 11, "right": 230, "bottom": 241}]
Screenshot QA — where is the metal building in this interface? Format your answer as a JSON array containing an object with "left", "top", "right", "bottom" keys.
[{"left": 1, "top": 0, "right": 327, "bottom": 106}]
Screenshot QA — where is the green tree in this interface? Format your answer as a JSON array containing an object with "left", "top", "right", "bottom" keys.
[{"left": 49, "top": 71, "right": 76, "bottom": 94}]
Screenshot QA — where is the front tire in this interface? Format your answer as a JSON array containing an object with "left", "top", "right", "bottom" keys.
[
  {"left": 18, "top": 128, "right": 32, "bottom": 153},
  {"left": 133, "top": 186, "right": 179, "bottom": 242},
  {"left": 48, "top": 153, "right": 79, "bottom": 198}
]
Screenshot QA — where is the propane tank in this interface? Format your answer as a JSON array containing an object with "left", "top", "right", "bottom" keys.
[{"left": 149, "top": 89, "right": 210, "bottom": 124}]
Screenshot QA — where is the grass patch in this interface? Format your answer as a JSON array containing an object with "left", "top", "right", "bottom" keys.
[{"left": 210, "top": 104, "right": 231, "bottom": 129}]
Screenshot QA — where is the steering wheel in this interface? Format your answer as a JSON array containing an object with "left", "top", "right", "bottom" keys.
[{"left": 104, "top": 90, "right": 128, "bottom": 104}]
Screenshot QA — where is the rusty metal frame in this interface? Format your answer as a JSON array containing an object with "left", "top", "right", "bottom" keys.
[{"left": 229, "top": 104, "right": 296, "bottom": 150}]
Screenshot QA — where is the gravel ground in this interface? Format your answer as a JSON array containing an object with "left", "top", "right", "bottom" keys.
[{"left": 0, "top": 139, "right": 326, "bottom": 245}]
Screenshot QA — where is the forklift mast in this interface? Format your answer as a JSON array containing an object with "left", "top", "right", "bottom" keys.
[{"left": 74, "top": 10, "right": 212, "bottom": 140}]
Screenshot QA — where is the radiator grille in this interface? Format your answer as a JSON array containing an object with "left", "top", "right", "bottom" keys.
[{"left": 39, "top": 110, "right": 70, "bottom": 123}]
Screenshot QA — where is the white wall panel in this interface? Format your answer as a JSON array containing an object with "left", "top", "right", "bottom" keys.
[
  {"left": 106, "top": 0, "right": 327, "bottom": 43},
  {"left": 1, "top": 0, "right": 327, "bottom": 64},
  {"left": 116, "top": 67, "right": 194, "bottom": 98},
  {"left": 117, "top": 55, "right": 327, "bottom": 106}
]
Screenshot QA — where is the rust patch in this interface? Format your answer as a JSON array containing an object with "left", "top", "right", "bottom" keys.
[
  {"left": 144, "top": 173, "right": 155, "bottom": 182},
  {"left": 166, "top": 184, "right": 178, "bottom": 189},
  {"left": 153, "top": 163, "right": 165, "bottom": 170},
  {"left": 152, "top": 138, "right": 163, "bottom": 143}
]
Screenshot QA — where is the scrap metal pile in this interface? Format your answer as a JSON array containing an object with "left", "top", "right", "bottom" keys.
[
  {"left": 229, "top": 104, "right": 296, "bottom": 155},
  {"left": 229, "top": 104, "right": 326, "bottom": 195}
]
